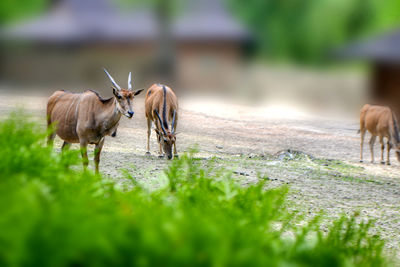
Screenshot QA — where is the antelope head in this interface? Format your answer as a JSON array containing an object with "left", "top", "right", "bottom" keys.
[
  {"left": 155, "top": 110, "right": 177, "bottom": 159},
  {"left": 104, "top": 69, "right": 144, "bottom": 118}
]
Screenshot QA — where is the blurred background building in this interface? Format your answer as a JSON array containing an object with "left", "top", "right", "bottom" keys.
[
  {"left": 340, "top": 29, "right": 400, "bottom": 117},
  {"left": 0, "top": 0, "right": 250, "bottom": 92},
  {"left": 1, "top": 0, "right": 400, "bottom": 116}
]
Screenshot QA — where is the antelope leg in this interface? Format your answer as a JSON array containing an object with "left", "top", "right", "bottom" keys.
[
  {"left": 61, "top": 141, "right": 70, "bottom": 151},
  {"left": 379, "top": 136, "right": 385, "bottom": 164},
  {"left": 146, "top": 118, "right": 152, "bottom": 155},
  {"left": 158, "top": 142, "right": 164, "bottom": 158},
  {"left": 174, "top": 142, "right": 178, "bottom": 158},
  {"left": 47, "top": 132, "right": 56, "bottom": 146},
  {"left": 80, "top": 141, "right": 89, "bottom": 170},
  {"left": 94, "top": 137, "right": 105, "bottom": 174},
  {"left": 387, "top": 140, "right": 392, "bottom": 165},
  {"left": 369, "top": 135, "right": 376, "bottom": 163},
  {"left": 360, "top": 129, "right": 366, "bottom": 162}
]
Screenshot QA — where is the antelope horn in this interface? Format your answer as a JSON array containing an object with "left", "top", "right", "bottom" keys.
[
  {"left": 155, "top": 110, "right": 167, "bottom": 135},
  {"left": 103, "top": 68, "right": 121, "bottom": 90},
  {"left": 128, "top": 72, "right": 132, "bottom": 90},
  {"left": 171, "top": 110, "right": 176, "bottom": 134}
]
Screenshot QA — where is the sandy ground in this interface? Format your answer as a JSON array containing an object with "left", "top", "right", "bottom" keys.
[{"left": 1, "top": 92, "right": 400, "bottom": 257}]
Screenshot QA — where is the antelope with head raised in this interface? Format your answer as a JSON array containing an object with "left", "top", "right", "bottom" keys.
[
  {"left": 145, "top": 84, "right": 178, "bottom": 159},
  {"left": 47, "top": 69, "right": 144, "bottom": 173},
  {"left": 359, "top": 104, "right": 400, "bottom": 165}
]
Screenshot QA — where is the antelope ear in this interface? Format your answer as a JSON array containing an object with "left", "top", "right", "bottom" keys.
[
  {"left": 134, "top": 89, "right": 144, "bottom": 96},
  {"left": 112, "top": 87, "right": 121, "bottom": 98}
]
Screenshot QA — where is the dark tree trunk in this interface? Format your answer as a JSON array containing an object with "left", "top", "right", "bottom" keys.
[{"left": 155, "top": 0, "right": 176, "bottom": 84}]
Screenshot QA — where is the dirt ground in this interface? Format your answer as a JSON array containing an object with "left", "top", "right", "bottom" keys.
[{"left": 1, "top": 92, "right": 400, "bottom": 257}]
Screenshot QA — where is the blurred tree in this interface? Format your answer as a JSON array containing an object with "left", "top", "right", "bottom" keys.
[
  {"left": 0, "top": 0, "right": 49, "bottom": 25},
  {"left": 228, "top": 0, "right": 400, "bottom": 64},
  {"left": 154, "top": 0, "right": 176, "bottom": 83},
  {"left": 373, "top": 0, "right": 400, "bottom": 31},
  {"left": 122, "top": 0, "right": 181, "bottom": 83}
]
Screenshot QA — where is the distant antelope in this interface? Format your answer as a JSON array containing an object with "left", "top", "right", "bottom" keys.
[
  {"left": 47, "top": 69, "right": 144, "bottom": 173},
  {"left": 145, "top": 84, "right": 178, "bottom": 159},
  {"left": 359, "top": 104, "right": 400, "bottom": 165}
]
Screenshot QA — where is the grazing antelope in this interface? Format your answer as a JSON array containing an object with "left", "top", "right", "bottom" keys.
[
  {"left": 145, "top": 84, "right": 178, "bottom": 159},
  {"left": 47, "top": 69, "right": 144, "bottom": 173},
  {"left": 359, "top": 104, "right": 400, "bottom": 165}
]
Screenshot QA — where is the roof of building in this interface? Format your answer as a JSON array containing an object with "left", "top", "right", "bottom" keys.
[
  {"left": 337, "top": 28, "right": 400, "bottom": 62},
  {"left": 1, "top": 0, "right": 250, "bottom": 43}
]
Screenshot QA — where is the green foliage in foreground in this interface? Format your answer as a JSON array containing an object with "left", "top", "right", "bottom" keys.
[{"left": 0, "top": 113, "right": 388, "bottom": 266}]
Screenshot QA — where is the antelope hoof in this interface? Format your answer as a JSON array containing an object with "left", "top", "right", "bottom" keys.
[
  {"left": 359, "top": 160, "right": 363, "bottom": 163},
  {"left": 387, "top": 162, "right": 391, "bottom": 166},
  {"left": 158, "top": 154, "right": 165, "bottom": 159},
  {"left": 145, "top": 151, "right": 151, "bottom": 156},
  {"left": 174, "top": 154, "right": 179, "bottom": 159},
  {"left": 371, "top": 160, "right": 374, "bottom": 164},
  {"left": 380, "top": 161, "right": 385, "bottom": 165}
]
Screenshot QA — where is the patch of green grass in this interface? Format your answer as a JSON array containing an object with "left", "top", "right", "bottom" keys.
[
  {"left": 313, "top": 159, "right": 364, "bottom": 172},
  {"left": 338, "top": 175, "right": 384, "bottom": 185},
  {"left": 296, "top": 158, "right": 382, "bottom": 185},
  {"left": 0, "top": 112, "right": 390, "bottom": 266}
]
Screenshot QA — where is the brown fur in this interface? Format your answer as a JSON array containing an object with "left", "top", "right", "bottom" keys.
[
  {"left": 47, "top": 88, "right": 143, "bottom": 173},
  {"left": 145, "top": 84, "right": 179, "bottom": 159},
  {"left": 359, "top": 104, "right": 400, "bottom": 164}
]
